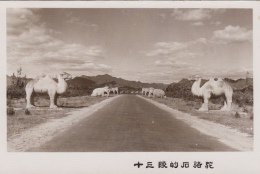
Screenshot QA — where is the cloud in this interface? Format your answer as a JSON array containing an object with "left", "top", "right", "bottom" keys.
[
  {"left": 7, "top": 8, "right": 106, "bottom": 77},
  {"left": 210, "top": 21, "right": 221, "bottom": 26},
  {"left": 64, "top": 63, "right": 112, "bottom": 72},
  {"left": 146, "top": 38, "right": 207, "bottom": 57},
  {"left": 171, "top": 9, "right": 211, "bottom": 21},
  {"left": 66, "top": 11, "right": 98, "bottom": 29},
  {"left": 212, "top": 25, "right": 252, "bottom": 43},
  {"left": 159, "top": 13, "right": 166, "bottom": 19},
  {"left": 191, "top": 22, "right": 204, "bottom": 26},
  {"left": 171, "top": 9, "right": 226, "bottom": 21}
]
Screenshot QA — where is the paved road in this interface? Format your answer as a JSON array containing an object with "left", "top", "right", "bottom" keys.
[{"left": 29, "top": 95, "right": 236, "bottom": 152}]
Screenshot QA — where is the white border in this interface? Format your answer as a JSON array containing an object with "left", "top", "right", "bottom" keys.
[{"left": 0, "top": 1, "right": 259, "bottom": 174}]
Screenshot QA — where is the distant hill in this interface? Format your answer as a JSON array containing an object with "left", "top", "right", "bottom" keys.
[
  {"left": 67, "top": 77, "right": 97, "bottom": 89},
  {"left": 7, "top": 74, "right": 253, "bottom": 92},
  {"left": 83, "top": 74, "right": 168, "bottom": 90},
  {"left": 166, "top": 77, "right": 253, "bottom": 92},
  {"left": 224, "top": 78, "right": 253, "bottom": 90}
]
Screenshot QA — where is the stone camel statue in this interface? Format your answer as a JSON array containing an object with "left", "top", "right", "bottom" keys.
[
  {"left": 189, "top": 75, "right": 233, "bottom": 111},
  {"left": 25, "top": 72, "right": 72, "bottom": 109}
]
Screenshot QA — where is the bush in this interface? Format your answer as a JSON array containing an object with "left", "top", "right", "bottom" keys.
[
  {"left": 7, "top": 99, "right": 12, "bottom": 107},
  {"left": 25, "top": 109, "right": 31, "bottom": 115},
  {"left": 234, "top": 112, "right": 241, "bottom": 118},
  {"left": 7, "top": 86, "right": 26, "bottom": 99},
  {"left": 7, "top": 107, "right": 15, "bottom": 116}
]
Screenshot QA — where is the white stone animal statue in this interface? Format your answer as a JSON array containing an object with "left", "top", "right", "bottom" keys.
[
  {"left": 91, "top": 87, "right": 110, "bottom": 97},
  {"left": 141, "top": 88, "right": 146, "bottom": 95},
  {"left": 141, "top": 88, "right": 149, "bottom": 95},
  {"left": 148, "top": 87, "right": 155, "bottom": 97},
  {"left": 151, "top": 89, "right": 166, "bottom": 99},
  {"left": 110, "top": 87, "right": 119, "bottom": 95},
  {"left": 189, "top": 75, "right": 233, "bottom": 111},
  {"left": 26, "top": 72, "right": 72, "bottom": 109}
]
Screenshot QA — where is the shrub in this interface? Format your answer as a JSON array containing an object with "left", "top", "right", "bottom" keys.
[
  {"left": 7, "top": 99, "right": 12, "bottom": 107},
  {"left": 234, "top": 112, "right": 241, "bottom": 118},
  {"left": 25, "top": 109, "right": 31, "bottom": 115},
  {"left": 7, "top": 86, "right": 26, "bottom": 99},
  {"left": 7, "top": 107, "right": 15, "bottom": 116}
]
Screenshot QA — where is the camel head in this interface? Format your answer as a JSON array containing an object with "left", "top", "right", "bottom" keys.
[{"left": 59, "top": 72, "right": 72, "bottom": 81}]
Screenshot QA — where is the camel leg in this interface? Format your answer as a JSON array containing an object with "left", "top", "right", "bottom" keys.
[
  {"left": 54, "top": 94, "right": 58, "bottom": 105},
  {"left": 48, "top": 90, "right": 58, "bottom": 109},
  {"left": 226, "top": 91, "right": 233, "bottom": 110},
  {"left": 227, "top": 101, "right": 232, "bottom": 110},
  {"left": 199, "top": 92, "right": 210, "bottom": 111},
  {"left": 221, "top": 91, "right": 233, "bottom": 111},
  {"left": 221, "top": 101, "right": 232, "bottom": 111},
  {"left": 30, "top": 92, "right": 35, "bottom": 106},
  {"left": 26, "top": 88, "right": 35, "bottom": 108}
]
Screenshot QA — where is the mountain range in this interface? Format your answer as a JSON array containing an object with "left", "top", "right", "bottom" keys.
[{"left": 7, "top": 74, "right": 253, "bottom": 91}]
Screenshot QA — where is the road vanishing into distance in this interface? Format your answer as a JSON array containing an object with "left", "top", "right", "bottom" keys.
[{"left": 29, "top": 95, "right": 236, "bottom": 152}]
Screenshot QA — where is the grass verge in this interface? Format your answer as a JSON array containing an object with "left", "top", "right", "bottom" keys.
[
  {"left": 142, "top": 96, "right": 253, "bottom": 135},
  {"left": 7, "top": 95, "right": 110, "bottom": 138}
]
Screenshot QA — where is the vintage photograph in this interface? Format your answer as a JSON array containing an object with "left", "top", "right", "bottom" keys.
[{"left": 6, "top": 8, "right": 253, "bottom": 153}]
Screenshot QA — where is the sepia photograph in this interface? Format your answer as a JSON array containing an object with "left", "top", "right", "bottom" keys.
[{"left": 1, "top": 1, "right": 260, "bottom": 173}]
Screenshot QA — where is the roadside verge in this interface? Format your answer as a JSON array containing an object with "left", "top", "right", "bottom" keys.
[
  {"left": 8, "top": 95, "right": 121, "bottom": 152},
  {"left": 138, "top": 95, "right": 253, "bottom": 151}
]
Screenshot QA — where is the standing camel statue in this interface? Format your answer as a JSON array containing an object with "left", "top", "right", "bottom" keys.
[
  {"left": 189, "top": 75, "right": 233, "bottom": 111},
  {"left": 26, "top": 72, "right": 72, "bottom": 109}
]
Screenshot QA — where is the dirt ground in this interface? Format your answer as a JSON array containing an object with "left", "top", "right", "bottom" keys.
[
  {"left": 7, "top": 95, "right": 110, "bottom": 138},
  {"left": 7, "top": 94, "right": 253, "bottom": 151},
  {"left": 142, "top": 95, "right": 253, "bottom": 135},
  {"left": 139, "top": 95, "right": 253, "bottom": 151},
  {"left": 7, "top": 95, "right": 120, "bottom": 152}
]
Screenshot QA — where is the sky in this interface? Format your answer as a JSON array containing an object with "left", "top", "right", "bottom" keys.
[{"left": 7, "top": 8, "right": 253, "bottom": 84}]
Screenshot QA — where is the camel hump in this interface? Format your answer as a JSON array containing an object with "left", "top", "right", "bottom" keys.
[{"left": 26, "top": 78, "right": 39, "bottom": 88}]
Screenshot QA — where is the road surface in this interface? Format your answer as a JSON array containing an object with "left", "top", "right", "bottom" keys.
[{"left": 29, "top": 95, "right": 236, "bottom": 152}]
